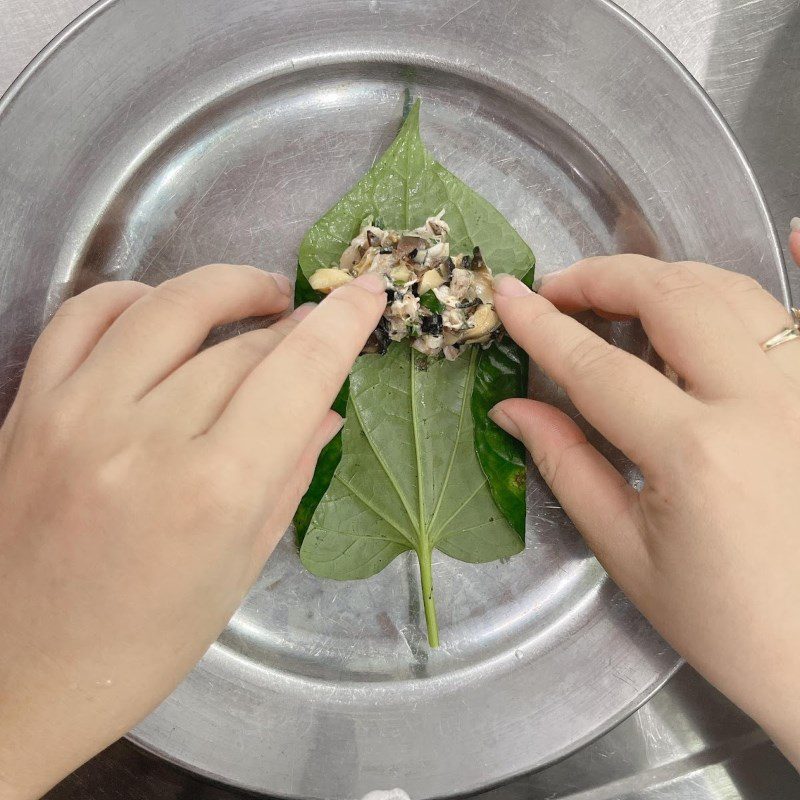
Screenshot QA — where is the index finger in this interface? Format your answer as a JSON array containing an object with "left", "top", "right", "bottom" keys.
[
  {"left": 493, "top": 274, "right": 697, "bottom": 471},
  {"left": 536, "top": 256, "right": 777, "bottom": 399},
  {"left": 209, "top": 272, "right": 386, "bottom": 473}
]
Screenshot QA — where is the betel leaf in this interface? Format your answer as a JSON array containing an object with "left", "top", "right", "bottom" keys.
[
  {"left": 293, "top": 267, "right": 348, "bottom": 542},
  {"left": 293, "top": 261, "right": 321, "bottom": 308},
  {"left": 293, "top": 101, "right": 534, "bottom": 645},
  {"left": 419, "top": 290, "right": 444, "bottom": 314},
  {"left": 470, "top": 266, "right": 535, "bottom": 540}
]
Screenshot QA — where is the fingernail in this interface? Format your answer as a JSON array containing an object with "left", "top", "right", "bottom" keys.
[
  {"left": 532, "top": 268, "right": 565, "bottom": 292},
  {"left": 270, "top": 273, "right": 293, "bottom": 296},
  {"left": 791, "top": 217, "right": 800, "bottom": 233},
  {"left": 351, "top": 272, "right": 386, "bottom": 295},
  {"left": 488, "top": 406, "right": 522, "bottom": 439},
  {"left": 290, "top": 302, "right": 317, "bottom": 320},
  {"left": 493, "top": 273, "right": 531, "bottom": 298}
]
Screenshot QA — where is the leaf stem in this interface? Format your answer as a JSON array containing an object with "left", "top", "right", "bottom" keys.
[
  {"left": 409, "top": 347, "right": 426, "bottom": 531},
  {"left": 418, "top": 545, "right": 439, "bottom": 648},
  {"left": 409, "top": 346, "right": 438, "bottom": 646}
]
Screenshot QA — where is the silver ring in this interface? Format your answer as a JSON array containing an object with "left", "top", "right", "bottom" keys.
[{"left": 762, "top": 307, "right": 800, "bottom": 352}]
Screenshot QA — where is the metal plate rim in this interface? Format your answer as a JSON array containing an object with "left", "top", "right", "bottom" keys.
[
  {"left": 600, "top": 0, "right": 788, "bottom": 304},
  {"left": 126, "top": 658, "right": 686, "bottom": 800},
  {"left": 0, "top": 0, "right": 787, "bottom": 310},
  {"left": 0, "top": 1, "right": 785, "bottom": 797}
]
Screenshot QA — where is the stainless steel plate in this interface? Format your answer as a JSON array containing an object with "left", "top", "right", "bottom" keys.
[{"left": 0, "top": 1, "right": 786, "bottom": 798}]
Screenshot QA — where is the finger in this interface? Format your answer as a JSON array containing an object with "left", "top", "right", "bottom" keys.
[
  {"left": 494, "top": 275, "right": 696, "bottom": 471},
  {"left": 209, "top": 273, "right": 386, "bottom": 476},
  {"left": 674, "top": 263, "right": 800, "bottom": 381},
  {"left": 253, "top": 409, "right": 344, "bottom": 565},
  {"left": 143, "top": 303, "right": 316, "bottom": 435},
  {"left": 790, "top": 221, "right": 800, "bottom": 266},
  {"left": 77, "top": 265, "right": 292, "bottom": 398},
  {"left": 537, "top": 256, "right": 778, "bottom": 399},
  {"left": 21, "top": 281, "right": 152, "bottom": 395},
  {"left": 489, "top": 398, "right": 649, "bottom": 582},
  {"left": 545, "top": 257, "right": 800, "bottom": 384}
]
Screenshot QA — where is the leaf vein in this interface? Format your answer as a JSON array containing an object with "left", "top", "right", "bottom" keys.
[
  {"left": 350, "top": 397, "right": 420, "bottom": 536},
  {"left": 426, "top": 349, "right": 478, "bottom": 533},
  {"left": 430, "top": 477, "right": 489, "bottom": 545},
  {"left": 306, "top": 539, "right": 404, "bottom": 567},
  {"left": 333, "top": 474, "right": 415, "bottom": 547}
]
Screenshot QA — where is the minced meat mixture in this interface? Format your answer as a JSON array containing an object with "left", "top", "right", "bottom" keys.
[{"left": 308, "top": 213, "right": 502, "bottom": 360}]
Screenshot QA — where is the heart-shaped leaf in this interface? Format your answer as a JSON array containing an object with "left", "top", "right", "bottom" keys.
[{"left": 293, "top": 101, "right": 534, "bottom": 645}]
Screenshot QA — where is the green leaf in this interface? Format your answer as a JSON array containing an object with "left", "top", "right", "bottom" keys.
[
  {"left": 293, "top": 260, "right": 322, "bottom": 307},
  {"left": 292, "top": 266, "right": 349, "bottom": 544},
  {"left": 300, "top": 343, "right": 525, "bottom": 646},
  {"left": 293, "top": 377, "right": 349, "bottom": 544},
  {"left": 470, "top": 266, "right": 535, "bottom": 540},
  {"left": 419, "top": 290, "right": 444, "bottom": 314},
  {"left": 294, "top": 100, "right": 534, "bottom": 645},
  {"left": 470, "top": 339, "right": 528, "bottom": 540},
  {"left": 298, "top": 101, "right": 533, "bottom": 282}
]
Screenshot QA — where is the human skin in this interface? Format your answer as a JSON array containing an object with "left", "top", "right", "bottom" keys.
[
  {"left": 491, "top": 257, "right": 800, "bottom": 769},
  {"left": 0, "top": 264, "right": 386, "bottom": 799},
  {"left": 0, "top": 253, "right": 798, "bottom": 798},
  {"left": 789, "top": 219, "right": 800, "bottom": 266}
]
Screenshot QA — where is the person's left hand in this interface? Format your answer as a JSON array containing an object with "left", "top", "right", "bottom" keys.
[{"left": 0, "top": 264, "right": 385, "bottom": 800}]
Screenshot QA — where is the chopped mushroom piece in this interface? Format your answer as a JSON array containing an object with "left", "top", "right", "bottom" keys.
[
  {"left": 423, "top": 241, "right": 450, "bottom": 268},
  {"left": 442, "top": 307, "right": 466, "bottom": 331},
  {"left": 353, "top": 248, "right": 377, "bottom": 275},
  {"left": 449, "top": 268, "right": 473, "bottom": 301},
  {"left": 413, "top": 334, "right": 444, "bottom": 356},
  {"left": 339, "top": 243, "right": 362, "bottom": 269},
  {"left": 473, "top": 271, "right": 494, "bottom": 304},
  {"left": 307, "top": 213, "right": 511, "bottom": 358},
  {"left": 396, "top": 235, "right": 427, "bottom": 259}
]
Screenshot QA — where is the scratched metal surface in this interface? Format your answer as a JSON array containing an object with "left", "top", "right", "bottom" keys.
[
  {"left": 0, "top": 0, "right": 798, "bottom": 799},
  {"left": 1, "top": 0, "right": 797, "bottom": 300}
]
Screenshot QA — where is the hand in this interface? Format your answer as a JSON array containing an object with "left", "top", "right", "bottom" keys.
[
  {"left": 0, "top": 264, "right": 385, "bottom": 799},
  {"left": 491, "top": 257, "right": 800, "bottom": 767}
]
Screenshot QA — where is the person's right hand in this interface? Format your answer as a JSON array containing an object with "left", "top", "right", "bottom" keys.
[{"left": 491, "top": 258, "right": 800, "bottom": 768}]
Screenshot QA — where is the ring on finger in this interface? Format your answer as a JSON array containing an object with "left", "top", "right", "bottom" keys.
[{"left": 761, "top": 308, "right": 800, "bottom": 352}]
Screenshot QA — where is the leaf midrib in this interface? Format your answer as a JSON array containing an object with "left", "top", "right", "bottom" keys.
[
  {"left": 349, "top": 345, "right": 486, "bottom": 557},
  {"left": 409, "top": 347, "right": 428, "bottom": 555},
  {"left": 426, "top": 349, "right": 479, "bottom": 538}
]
